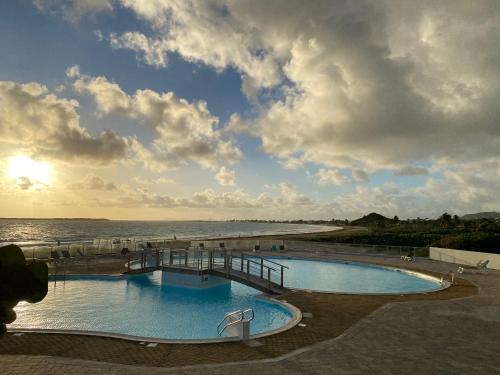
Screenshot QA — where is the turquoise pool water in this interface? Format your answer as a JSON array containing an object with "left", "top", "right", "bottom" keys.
[
  {"left": 268, "top": 257, "right": 442, "bottom": 294},
  {"left": 10, "top": 272, "right": 293, "bottom": 340}
]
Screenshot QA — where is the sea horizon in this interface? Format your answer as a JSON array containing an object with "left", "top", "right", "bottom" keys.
[{"left": 0, "top": 219, "right": 339, "bottom": 248}]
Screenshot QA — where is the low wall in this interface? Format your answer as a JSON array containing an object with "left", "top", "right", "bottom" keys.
[
  {"left": 191, "top": 239, "right": 285, "bottom": 251},
  {"left": 430, "top": 247, "right": 500, "bottom": 270}
]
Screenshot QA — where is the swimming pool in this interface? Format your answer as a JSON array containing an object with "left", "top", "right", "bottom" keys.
[
  {"left": 268, "top": 257, "right": 443, "bottom": 294},
  {"left": 10, "top": 272, "right": 296, "bottom": 341}
]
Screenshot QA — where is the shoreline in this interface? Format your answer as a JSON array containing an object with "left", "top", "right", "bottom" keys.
[{"left": 4, "top": 224, "right": 348, "bottom": 248}]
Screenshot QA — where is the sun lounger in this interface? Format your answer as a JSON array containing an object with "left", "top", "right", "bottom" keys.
[
  {"left": 401, "top": 255, "right": 415, "bottom": 262},
  {"left": 457, "top": 260, "right": 489, "bottom": 274}
]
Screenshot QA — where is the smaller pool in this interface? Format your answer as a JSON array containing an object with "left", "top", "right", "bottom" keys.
[
  {"left": 10, "top": 272, "right": 296, "bottom": 341},
  {"left": 268, "top": 257, "right": 443, "bottom": 294}
]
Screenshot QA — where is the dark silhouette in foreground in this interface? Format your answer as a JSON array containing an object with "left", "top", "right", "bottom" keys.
[{"left": 0, "top": 244, "right": 48, "bottom": 336}]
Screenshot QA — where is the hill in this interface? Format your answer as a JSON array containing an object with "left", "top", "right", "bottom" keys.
[
  {"left": 350, "top": 212, "right": 393, "bottom": 226},
  {"left": 461, "top": 212, "right": 500, "bottom": 221}
]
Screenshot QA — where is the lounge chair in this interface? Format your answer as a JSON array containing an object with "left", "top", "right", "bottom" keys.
[
  {"left": 61, "top": 250, "right": 71, "bottom": 258},
  {"left": 457, "top": 260, "right": 489, "bottom": 274},
  {"left": 400, "top": 255, "right": 415, "bottom": 262},
  {"left": 76, "top": 249, "right": 85, "bottom": 257}
]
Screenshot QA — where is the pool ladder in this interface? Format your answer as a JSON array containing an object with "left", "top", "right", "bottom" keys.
[{"left": 217, "top": 308, "right": 254, "bottom": 338}]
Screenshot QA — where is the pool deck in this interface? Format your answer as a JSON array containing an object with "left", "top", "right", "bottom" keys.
[{"left": 2, "top": 251, "right": 500, "bottom": 374}]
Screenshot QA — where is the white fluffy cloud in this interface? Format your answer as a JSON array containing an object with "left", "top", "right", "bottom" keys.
[
  {"left": 94, "top": 182, "right": 315, "bottom": 214},
  {"left": 317, "top": 169, "right": 349, "bottom": 186},
  {"left": 97, "top": 1, "right": 500, "bottom": 177},
  {"left": 278, "top": 183, "right": 314, "bottom": 206},
  {"left": 68, "top": 67, "right": 242, "bottom": 171},
  {"left": 0, "top": 81, "right": 129, "bottom": 163},
  {"left": 109, "top": 32, "right": 169, "bottom": 68},
  {"left": 215, "top": 167, "right": 236, "bottom": 186},
  {"left": 27, "top": 1, "right": 500, "bottom": 218}
]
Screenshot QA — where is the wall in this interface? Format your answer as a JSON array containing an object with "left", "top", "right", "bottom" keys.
[
  {"left": 430, "top": 247, "right": 500, "bottom": 270},
  {"left": 161, "top": 270, "right": 230, "bottom": 288},
  {"left": 191, "top": 239, "right": 285, "bottom": 251}
]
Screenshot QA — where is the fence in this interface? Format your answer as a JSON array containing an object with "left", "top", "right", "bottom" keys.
[
  {"left": 19, "top": 238, "right": 430, "bottom": 261},
  {"left": 282, "top": 241, "right": 429, "bottom": 257},
  {"left": 18, "top": 238, "right": 190, "bottom": 260}
]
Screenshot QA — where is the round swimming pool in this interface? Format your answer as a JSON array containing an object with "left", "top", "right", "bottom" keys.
[
  {"left": 268, "top": 257, "right": 443, "bottom": 294},
  {"left": 10, "top": 272, "right": 295, "bottom": 341}
]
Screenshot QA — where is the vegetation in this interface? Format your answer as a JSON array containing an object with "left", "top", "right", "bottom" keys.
[
  {"left": 0, "top": 244, "right": 48, "bottom": 335},
  {"left": 310, "top": 212, "right": 500, "bottom": 254}
]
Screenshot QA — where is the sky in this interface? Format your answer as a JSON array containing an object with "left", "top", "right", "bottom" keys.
[{"left": 0, "top": 0, "right": 499, "bottom": 220}]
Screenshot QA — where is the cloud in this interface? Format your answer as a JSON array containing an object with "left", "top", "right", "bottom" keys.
[
  {"left": 93, "top": 182, "right": 317, "bottom": 212},
  {"left": 352, "top": 169, "right": 369, "bottom": 182},
  {"left": 215, "top": 167, "right": 236, "bottom": 186},
  {"left": 17, "top": 176, "right": 35, "bottom": 190},
  {"left": 70, "top": 66, "right": 131, "bottom": 115},
  {"left": 110, "top": 2, "right": 282, "bottom": 91},
  {"left": 135, "top": 176, "right": 176, "bottom": 186},
  {"left": 68, "top": 67, "right": 242, "bottom": 171},
  {"left": 98, "top": 188, "right": 265, "bottom": 209},
  {"left": 99, "top": 0, "right": 500, "bottom": 178},
  {"left": 0, "top": 81, "right": 129, "bottom": 164},
  {"left": 317, "top": 168, "right": 349, "bottom": 186},
  {"left": 109, "top": 32, "right": 169, "bottom": 68},
  {"left": 67, "top": 175, "right": 117, "bottom": 191},
  {"left": 278, "top": 183, "right": 314, "bottom": 206},
  {"left": 33, "top": 0, "right": 113, "bottom": 23},
  {"left": 394, "top": 166, "right": 429, "bottom": 176}
]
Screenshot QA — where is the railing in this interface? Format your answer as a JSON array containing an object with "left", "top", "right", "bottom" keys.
[
  {"left": 223, "top": 252, "right": 288, "bottom": 289},
  {"left": 282, "top": 240, "right": 429, "bottom": 257},
  {"left": 156, "top": 248, "right": 288, "bottom": 290},
  {"left": 217, "top": 308, "right": 254, "bottom": 336},
  {"left": 16, "top": 238, "right": 190, "bottom": 261}
]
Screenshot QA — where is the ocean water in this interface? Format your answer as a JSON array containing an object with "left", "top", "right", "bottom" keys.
[{"left": 0, "top": 219, "right": 336, "bottom": 247}]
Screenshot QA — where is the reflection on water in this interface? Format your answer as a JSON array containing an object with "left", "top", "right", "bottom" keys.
[{"left": 0, "top": 219, "right": 335, "bottom": 246}]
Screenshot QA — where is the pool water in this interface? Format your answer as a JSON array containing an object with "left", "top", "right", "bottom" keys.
[
  {"left": 10, "top": 272, "right": 293, "bottom": 340},
  {"left": 268, "top": 257, "right": 442, "bottom": 294}
]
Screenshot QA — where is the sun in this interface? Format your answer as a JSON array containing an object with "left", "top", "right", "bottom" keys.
[{"left": 7, "top": 155, "right": 52, "bottom": 186}]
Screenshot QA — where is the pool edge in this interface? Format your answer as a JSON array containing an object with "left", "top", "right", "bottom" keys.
[
  {"left": 265, "top": 255, "right": 450, "bottom": 295},
  {"left": 8, "top": 295, "right": 302, "bottom": 345}
]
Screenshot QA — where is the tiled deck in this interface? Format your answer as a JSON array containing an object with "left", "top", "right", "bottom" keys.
[{"left": 2, "top": 253, "right": 499, "bottom": 374}]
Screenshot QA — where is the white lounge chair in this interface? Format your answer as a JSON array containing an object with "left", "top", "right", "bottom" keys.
[
  {"left": 457, "top": 260, "right": 489, "bottom": 274},
  {"left": 401, "top": 255, "right": 415, "bottom": 262}
]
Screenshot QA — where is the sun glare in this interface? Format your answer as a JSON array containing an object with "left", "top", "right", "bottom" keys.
[{"left": 7, "top": 155, "right": 52, "bottom": 186}]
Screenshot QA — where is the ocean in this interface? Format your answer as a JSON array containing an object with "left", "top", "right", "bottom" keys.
[{"left": 0, "top": 219, "right": 337, "bottom": 247}]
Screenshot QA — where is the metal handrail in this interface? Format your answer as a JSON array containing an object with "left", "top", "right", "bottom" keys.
[
  {"left": 242, "top": 257, "right": 277, "bottom": 271},
  {"left": 238, "top": 253, "right": 288, "bottom": 270},
  {"left": 217, "top": 308, "right": 254, "bottom": 336}
]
